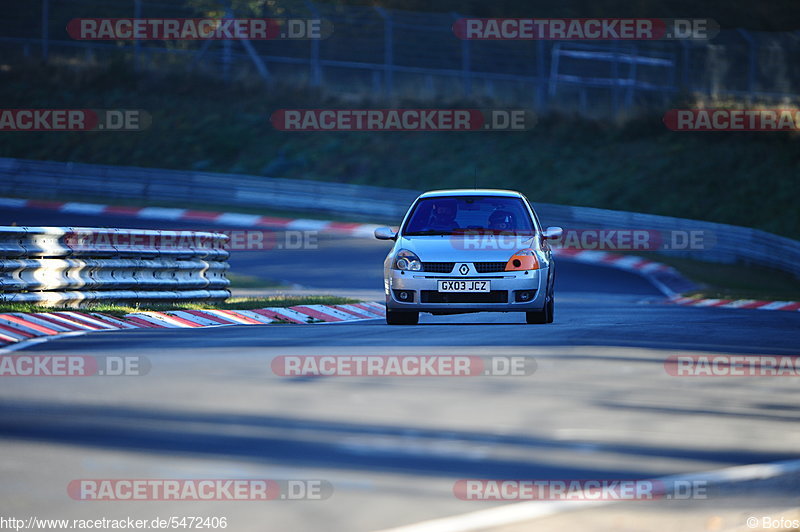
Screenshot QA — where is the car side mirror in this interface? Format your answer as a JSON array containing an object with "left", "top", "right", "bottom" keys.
[
  {"left": 542, "top": 227, "right": 563, "bottom": 240},
  {"left": 374, "top": 227, "right": 398, "bottom": 240}
]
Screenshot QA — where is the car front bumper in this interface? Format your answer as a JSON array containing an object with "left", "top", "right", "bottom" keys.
[{"left": 384, "top": 267, "right": 549, "bottom": 313}]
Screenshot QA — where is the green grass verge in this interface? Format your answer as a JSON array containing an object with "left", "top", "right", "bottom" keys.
[
  {"left": 226, "top": 273, "right": 290, "bottom": 289},
  {"left": 0, "top": 296, "right": 360, "bottom": 318}
]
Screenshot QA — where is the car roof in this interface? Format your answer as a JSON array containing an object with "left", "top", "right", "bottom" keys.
[{"left": 418, "top": 189, "right": 525, "bottom": 199}]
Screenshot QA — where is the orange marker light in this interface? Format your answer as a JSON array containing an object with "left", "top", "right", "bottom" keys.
[{"left": 505, "top": 249, "right": 539, "bottom": 271}]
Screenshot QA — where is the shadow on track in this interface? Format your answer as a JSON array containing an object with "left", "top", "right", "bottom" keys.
[{"left": 1, "top": 400, "right": 797, "bottom": 478}]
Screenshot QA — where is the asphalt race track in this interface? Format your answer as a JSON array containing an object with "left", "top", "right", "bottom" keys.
[{"left": 1, "top": 207, "right": 799, "bottom": 531}]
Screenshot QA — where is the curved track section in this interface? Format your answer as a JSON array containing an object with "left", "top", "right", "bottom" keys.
[{"left": 0, "top": 207, "right": 798, "bottom": 531}]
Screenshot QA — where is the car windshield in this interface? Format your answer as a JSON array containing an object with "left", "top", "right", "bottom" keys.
[{"left": 403, "top": 196, "right": 535, "bottom": 236}]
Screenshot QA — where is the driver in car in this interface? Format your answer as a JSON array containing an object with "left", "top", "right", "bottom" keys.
[
  {"left": 428, "top": 199, "right": 460, "bottom": 232},
  {"left": 488, "top": 209, "right": 515, "bottom": 233}
]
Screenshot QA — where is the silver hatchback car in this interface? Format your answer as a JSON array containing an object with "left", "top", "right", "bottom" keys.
[{"left": 374, "top": 189, "right": 562, "bottom": 325}]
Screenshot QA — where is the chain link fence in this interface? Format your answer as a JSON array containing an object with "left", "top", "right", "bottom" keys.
[{"left": 2, "top": 1, "right": 800, "bottom": 114}]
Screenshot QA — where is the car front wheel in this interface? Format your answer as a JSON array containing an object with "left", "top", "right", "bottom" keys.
[
  {"left": 525, "top": 309, "right": 547, "bottom": 324},
  {"left": 526, "top": 295, "right": 554, "bottom": 324},
  {"left": 546, "top": 295, "right": 555, "bottom": 323},
  {"left": 386, "top": 310, "right": 420, "bottom": 325}
]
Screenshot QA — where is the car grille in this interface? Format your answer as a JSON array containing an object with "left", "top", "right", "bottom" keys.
[
  {"left": 422, "top": 262, "right": 455, "bottom": 273},
  {"left": 421, "top": 291, "right": 509, "bottom": 304},
  {"left": 473, "top": 262, "right": 507, "bottom": 273}
]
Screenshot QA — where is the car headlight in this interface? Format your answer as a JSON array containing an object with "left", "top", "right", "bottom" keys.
[
  {"left": 394, "top": 249, "right": 422, "bottom": 271},
  {"left": 505, "top": 248, "right": 540, "bottom": 271}
]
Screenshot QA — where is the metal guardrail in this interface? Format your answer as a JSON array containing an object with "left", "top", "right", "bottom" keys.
[
  {"left": 532, "top": 203, "right": 800, "bottom": 279},
  {"left": 0, "top": 157, "right": 418, "bottom": 220},
  {"left": 0, "top": 225, "right": 231, "bottom": 306},
  {"left": 1, "top": 157, "right": 799, "bottom": 279}
]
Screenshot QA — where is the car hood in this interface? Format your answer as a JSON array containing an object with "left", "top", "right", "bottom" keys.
[{"left": 397, "top": 235, "right": 539, "bottom": 262}]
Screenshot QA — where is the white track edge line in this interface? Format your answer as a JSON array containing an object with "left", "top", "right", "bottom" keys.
[{"left": 374, "top": 458, "right": 800, "bottom": 532}]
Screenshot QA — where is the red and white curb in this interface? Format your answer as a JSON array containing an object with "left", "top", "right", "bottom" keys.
[
  {"left": 0, "top": 302, "right": 386, "bottom": 351},
  {"left": 554, "top": 250, "right": 800, "bottom": 312},
  {"left": 671, "top": 296, "right": 800, "bottom": 312},
  {"left": 553, "top": 248, "right": 675, "bottom": 274},
  {"left": 0, "top": 197, "right": 380, "bottom": 238}
]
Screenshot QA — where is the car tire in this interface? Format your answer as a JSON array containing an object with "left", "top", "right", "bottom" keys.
[
  {"left": 526, "top": 295, "right": 553, "bottom": 325},
  {"left": 546, "top": 269, "right": 556, "bottom": 323},
  {"left": 525, "top": 309, "right": 547, "bottom": 324},
  {"left": 386, "top": 310, "right": 420, "bottom": 325}
]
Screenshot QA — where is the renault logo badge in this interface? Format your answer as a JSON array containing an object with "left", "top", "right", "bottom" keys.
[{"left": 459, "top": 264, "right": 469, "bottom": 275}]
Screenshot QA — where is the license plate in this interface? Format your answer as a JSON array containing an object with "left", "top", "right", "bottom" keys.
[{"left": 438, "top": 280, "right": 490, "bottom": 292}]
